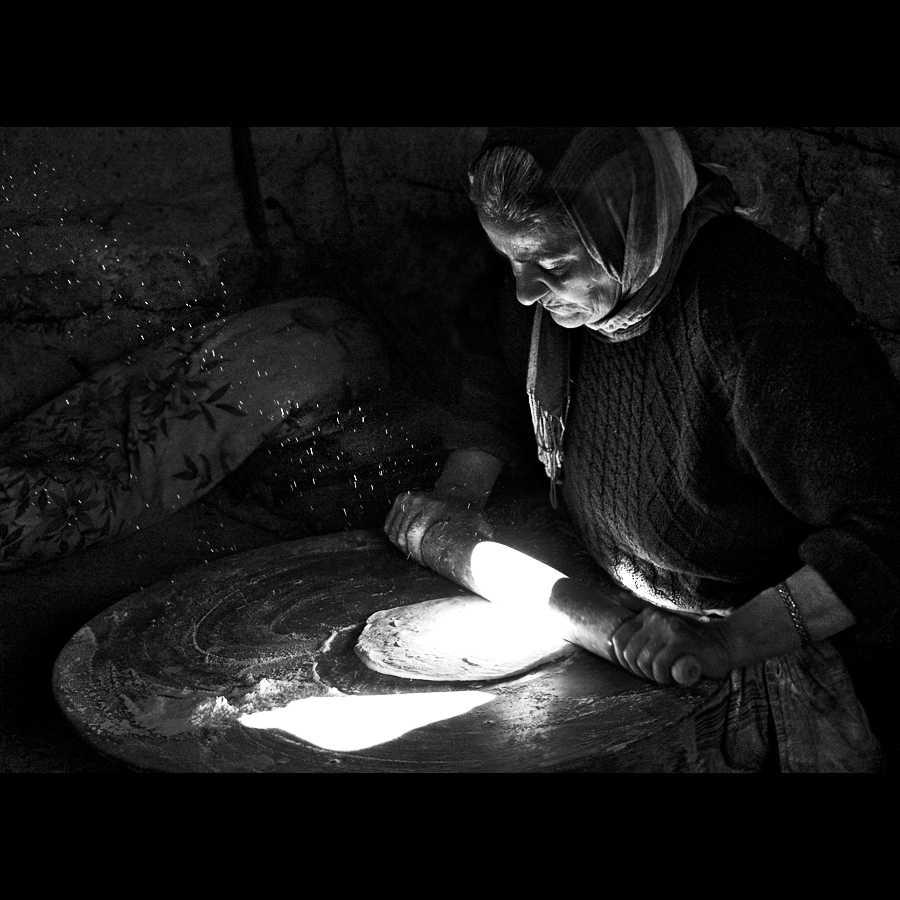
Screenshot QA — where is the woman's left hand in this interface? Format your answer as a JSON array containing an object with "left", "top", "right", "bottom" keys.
[{"left": 608, "top": 606, "right": 734, "bottom": 684}]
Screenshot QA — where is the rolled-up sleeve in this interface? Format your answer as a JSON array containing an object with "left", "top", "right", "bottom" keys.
[
  {"left": 441, "top": 275, "right": 535, "bottom": 464},
  {"left": 732, "top": 310, "right": 900, "bottom": 642}
]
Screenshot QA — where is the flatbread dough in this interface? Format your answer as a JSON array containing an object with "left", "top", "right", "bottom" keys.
[{"left": 355, "top": 593, "right": 577, "bottom": 681}]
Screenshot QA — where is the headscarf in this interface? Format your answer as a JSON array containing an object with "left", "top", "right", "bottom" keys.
[{"left": 471, "top": 127, "right": 738, "bottom": 503}]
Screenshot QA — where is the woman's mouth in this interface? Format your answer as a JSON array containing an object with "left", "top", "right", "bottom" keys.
[{"left": 544, "top": 303, "right": 581, "bottom": 317}]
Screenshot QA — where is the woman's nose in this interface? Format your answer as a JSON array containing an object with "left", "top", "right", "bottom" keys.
[{"left": 514, "top": 265, "right": 547, "bottom": 307}]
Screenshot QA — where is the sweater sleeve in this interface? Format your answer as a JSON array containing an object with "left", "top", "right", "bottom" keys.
[
  {"left": 441, "top": 353, "right": 532, "bottom": 462},
  {"left": 730, "top": 308, "right": 900, "bottom": 637},
  {"left": 441, "top": 271, "right": 535, "bottom": 464}
]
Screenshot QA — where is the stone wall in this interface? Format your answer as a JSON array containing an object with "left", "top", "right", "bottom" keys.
[
  {"left": 680, "top": 127, "right": 900, "bottom": 359},
  {"left": 2, "top": 126, "right": 898, "bottom": 432}
]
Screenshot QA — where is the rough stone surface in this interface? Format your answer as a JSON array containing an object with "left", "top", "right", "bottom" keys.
[
  {"left": 680, "top": 126, "right": 900, "bottom": 376},
  {"left": 2, "top": 126, "right": 899, "bottom": 430}
]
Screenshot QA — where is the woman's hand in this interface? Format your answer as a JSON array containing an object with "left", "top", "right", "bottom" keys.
[
  {"left": 385, "top": 449, "right": 503, "bottom": 562},
  {"left": 384, "top": 486, "right": 495, "bottom": 562},
  {"left": 608, "top": 606, "right": 734, "bottom": 685}
]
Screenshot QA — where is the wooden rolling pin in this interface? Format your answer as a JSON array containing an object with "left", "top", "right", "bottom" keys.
[{"left": 413, "top": 519, "right": 702, "bottom": 687}]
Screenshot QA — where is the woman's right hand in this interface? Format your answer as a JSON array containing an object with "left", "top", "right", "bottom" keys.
[{"left": 384, "top": 486, "right": 495, "bottom": 562}]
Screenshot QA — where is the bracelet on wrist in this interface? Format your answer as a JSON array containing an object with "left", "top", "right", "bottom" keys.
[{"left": 776, "top": 581, "right": 812, "bottom": 646}]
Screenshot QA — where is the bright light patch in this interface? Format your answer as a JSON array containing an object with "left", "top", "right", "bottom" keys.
[
  {"left": 419, "top": 598, "right": 565, "bottom": 660},
  {"left": 610, "top": 561, "right": 677, "bottom": 608},
  {"left": 469, "top": 542, "right": 566, "bottom": 614},
  {"left": 238, "top": 690, "right": 495, "bottom": 752}
]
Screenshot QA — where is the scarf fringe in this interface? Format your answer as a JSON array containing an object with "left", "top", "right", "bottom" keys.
[{"left": 528, "top": 390, "right": 568, "bottom": 508}]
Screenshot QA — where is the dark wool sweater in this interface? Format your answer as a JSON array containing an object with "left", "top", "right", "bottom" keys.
[{"left": 450, "top": 215, "right": 900, "bottom": 703}]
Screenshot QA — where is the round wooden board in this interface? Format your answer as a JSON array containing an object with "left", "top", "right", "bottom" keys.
[{"left": 53, "top": 528, "right": 726, "bottom": 772}]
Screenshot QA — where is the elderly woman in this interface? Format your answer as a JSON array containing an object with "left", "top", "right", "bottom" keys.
[{"left": 385, "top": 127, "right": 900, "bottom": 772}]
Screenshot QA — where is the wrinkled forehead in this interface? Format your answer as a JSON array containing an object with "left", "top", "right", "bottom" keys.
[
  {"left": 476, "top": 128, "right": 698, "bottom": 283},
  {"left": 480, "top": 217, "right": 583, "bottom": 262}
]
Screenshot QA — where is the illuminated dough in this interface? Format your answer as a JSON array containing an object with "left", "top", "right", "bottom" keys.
[{"left": 355, "top": 594, "right": 577, "bottom": 681}]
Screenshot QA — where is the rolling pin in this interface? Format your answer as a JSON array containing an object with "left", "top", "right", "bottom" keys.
[{"left": 412, "top": 519, "right": 702, "bottom": 687}]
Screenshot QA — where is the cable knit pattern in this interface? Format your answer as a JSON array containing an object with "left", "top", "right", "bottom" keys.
[
  {"left": 452, "top": 216, "right": 900, "bottom": 679},
  {"left": 562, "top": 216, "right": 900, "bottom": 631},
  {"left": 563, "top": 285, "right": 808, "bottom": 612}
]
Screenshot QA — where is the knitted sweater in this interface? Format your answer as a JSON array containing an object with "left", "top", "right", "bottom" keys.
[{"left": 451, "top": 215, "right": 900, "bottom": 691}]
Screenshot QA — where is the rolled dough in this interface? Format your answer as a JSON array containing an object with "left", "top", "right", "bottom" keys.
[{"left": 355, "top": 594, "right": 577, "bottom": 681}]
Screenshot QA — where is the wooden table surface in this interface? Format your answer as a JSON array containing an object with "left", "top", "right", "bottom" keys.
[{"left": 53, "top": 521, "right": 727, "bottom": 773}]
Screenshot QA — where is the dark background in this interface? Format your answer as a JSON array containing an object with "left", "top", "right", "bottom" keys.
[
  {"left": 3, "top": 127, "right": 899, "bottom": 429},
  {"left": 2, "top": 126, "right": 898, "bottom": 772}
]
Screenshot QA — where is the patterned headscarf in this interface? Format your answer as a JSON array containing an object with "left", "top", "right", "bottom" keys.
[
  {"left": 471, "top": 127, "right": 738, "bottom": 501},
  {"left": 473, "top": 126, "right": 731, "bottom": 341}
]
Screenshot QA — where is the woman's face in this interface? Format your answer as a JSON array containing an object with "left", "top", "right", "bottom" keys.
[{"left": 480, "top": 218, "right": 621, "bottom": 329}]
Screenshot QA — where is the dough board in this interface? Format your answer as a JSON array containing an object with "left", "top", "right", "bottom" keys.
[
  {"left": 355, "top": 594, "right": 579, "bottom": 681},
  {"left": 53, "top": 528, "right": 725, "bottom": 772}
]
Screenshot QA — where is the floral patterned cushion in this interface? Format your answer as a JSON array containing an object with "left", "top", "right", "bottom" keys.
[{"left": 0, "top": 297, "right": 390, "bottom": 568}]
